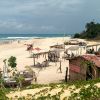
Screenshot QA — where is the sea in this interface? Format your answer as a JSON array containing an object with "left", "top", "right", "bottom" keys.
[{"left": 0, "top": 33, "right": 73, "bottom": 41}]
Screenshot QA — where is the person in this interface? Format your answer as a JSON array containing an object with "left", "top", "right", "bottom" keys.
[
  {"left": 57, "top": 60, "right": 62, "bottom": 73},
  {"left": 91, "top": 48, "right": 94, "bottom": 54},
  {"left": 71, "top": 53, "right": 74, "bottom": 58}
]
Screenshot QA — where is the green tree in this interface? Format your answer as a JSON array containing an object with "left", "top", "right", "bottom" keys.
[
  {"left": 8, "top": 56, "right": 17, "bottom": 68},
  {"left": 74, "top": 21, "right": 100, "bottom": 39},
  {"left": 74, "top": 33, "right": 80, "bottom": 38}
]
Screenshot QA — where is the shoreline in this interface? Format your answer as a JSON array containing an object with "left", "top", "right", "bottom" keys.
[
  {"left": 0, "top": 37, "right": 99, "bottom": 84},
  {"left": 0, "top": 37, "right": 70, "bottom": 84},
  {"left": 0, "top": 36, "right": 71, "bottom": 45}
]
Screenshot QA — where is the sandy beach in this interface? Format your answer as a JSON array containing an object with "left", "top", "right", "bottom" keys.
[
  {"left": 0, "top": 37, "right": 70, "bottom": 84},
  {"left": 0, "top": 37, "right": 99, "bottom": 99},
  {"left": 0, "top": 37, "right": 99, "bottom": 84}
]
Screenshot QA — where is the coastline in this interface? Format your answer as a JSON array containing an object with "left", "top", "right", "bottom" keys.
[
  {"left": 0, "top": 37, "right": 70, "bottom": 84},
  {"left": 0, "top": 36, "right": 99, "bottom": 84}
]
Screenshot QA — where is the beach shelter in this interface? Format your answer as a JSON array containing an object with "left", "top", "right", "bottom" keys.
[
  {"left": 67, "top": 46, "right": 80, "bottom": 56},
  {"left": 32, "top": 47, "right": 42, "bottom": 66}
]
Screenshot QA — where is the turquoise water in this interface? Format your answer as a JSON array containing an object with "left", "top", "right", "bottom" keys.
[{"left": 0, "top": 33, "right": 73, "bottom": 41}]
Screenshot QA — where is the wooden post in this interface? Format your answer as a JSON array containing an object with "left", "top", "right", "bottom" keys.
[
  {"left": 33, "top": 54, "right": 35, "bottom": 66},
  {"left": 65, "top": 67, "right": 68, "bottom": 82},
  {"left": 96, "top": 45, "right": 97, "bottom": 52},
  {"left": 92, "top": 46, "right": 93, "bottom": 49},
  {"left": 45, "top": 54, "right": 46, "bottom": 60}
]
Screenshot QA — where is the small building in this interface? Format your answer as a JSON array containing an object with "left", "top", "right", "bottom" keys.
[{"left": 69, "top": 55, "right": 100, "bottom": 81}]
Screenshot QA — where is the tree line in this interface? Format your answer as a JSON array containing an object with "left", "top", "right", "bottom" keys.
[{"left": 74, "top": 21, "right": 100, "bottom": 39}]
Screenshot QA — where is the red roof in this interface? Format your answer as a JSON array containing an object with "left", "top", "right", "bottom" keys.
[
  {"left": 35, "top": 47, "right": 41, "bottom": 51},
  {"left": 70, "top": 64, "right": 80, "bottom": 73},
  {"left": 82, "top": 55, "right": 100, "bottom": 67},
  {"left": 33, "top": 47, "right": 41, "bottom": 51}
]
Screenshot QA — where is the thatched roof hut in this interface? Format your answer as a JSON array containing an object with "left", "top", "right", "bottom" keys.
[{"left": 67, "top": 46, "right": 79, "bottom": 51}]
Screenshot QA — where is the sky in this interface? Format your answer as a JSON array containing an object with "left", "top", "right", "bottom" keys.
[{"left": 0, "top": 0, "right": 100, "bottom": 34}]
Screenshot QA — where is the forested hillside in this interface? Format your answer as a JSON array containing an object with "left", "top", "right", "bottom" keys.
[{"left": 74, "top": 21, "right": 100, "bottom": 39}]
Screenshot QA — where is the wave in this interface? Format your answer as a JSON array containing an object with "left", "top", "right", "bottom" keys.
[
  {"left": 7, "top": 37, "right": 33, "bottom": 39},
  {"left": 0, "top": 36, "right": 43, "bottom": 40},
  {"left": 0, "top": 34, "right": 72, "bottom": 41}
]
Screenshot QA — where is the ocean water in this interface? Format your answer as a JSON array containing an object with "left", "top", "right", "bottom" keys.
[{"left": 0, "top": 33, "right": 73, "bottom": 41}]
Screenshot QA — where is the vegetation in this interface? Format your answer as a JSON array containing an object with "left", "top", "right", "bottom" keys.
[
  {"left": 8, "top": 56, "right": 17, "bottom": 68},
  {"left": 74, "top": 21, "right": 100, "bottom": 39},
  {"left": 69, "top": 84, "right": 100, "bottom": 100},
  {"left": 0, "top": 79, "right": 11, "bottom": 100},
  {"left": 4, "top": 78, "right": 100, "bottom": 100},
  {"left": 15, "top": 74, "right": 25, "bottom": 90}
]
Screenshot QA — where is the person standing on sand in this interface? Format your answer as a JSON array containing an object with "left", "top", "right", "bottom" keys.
[{"left": 57, "top": 60, "right": 62, "bottom": 73}]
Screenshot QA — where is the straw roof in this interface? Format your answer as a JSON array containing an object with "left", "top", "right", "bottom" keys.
[
  {"left": 67, "top": 46, "right": 79, "bottom": 51},
  {"left": 50, "top": 44, "right": 64, "bottom": 49},
  {"left": 87, "top": 44, "right": 100, "bottom": 47},
  {"left": 69, "top": 39, "right": 79, "bottom": 43}
]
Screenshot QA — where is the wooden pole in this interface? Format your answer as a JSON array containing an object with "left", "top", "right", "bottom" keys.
[
  {"left": 45, "top": 54, "right": 46, "bottom": 60},
  {"left": 33, "top": 54, "right": 35, "bottom": 66},
  {"left": 65, "top": 67, "right": 68, "bottom": 82},
  {"left": 96, "top": 45, "right": 97, "bottom": 52}
]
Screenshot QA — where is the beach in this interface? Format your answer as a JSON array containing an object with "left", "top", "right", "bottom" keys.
[
  {"left": 0, "top": 37, "right": 70, "bottom": 84},
  {"left": 0, "top": 37, "right": 100, "bottom": 99},
  {"left": 0, "top": 37, "right": 99, "bottom": 84}
]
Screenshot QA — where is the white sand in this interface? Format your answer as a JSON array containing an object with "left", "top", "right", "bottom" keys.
[
  {"left": 0, "top": 37, "right": 99, "bottom": 84},
  {"left": 0, "top": 37, "right": 70, "bottom": 84}
]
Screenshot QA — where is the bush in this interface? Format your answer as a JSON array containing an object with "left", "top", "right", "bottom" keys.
[
  {"left": 69, "top": 84, "right": 100, "bottom": 100},
  {"left": 74, "top": 33, "right": 80, "bottom": 38},
  {"left": 8, "top": 56, "right": 17, "bottom": 68}
]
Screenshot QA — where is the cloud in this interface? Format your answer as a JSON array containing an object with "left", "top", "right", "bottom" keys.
[
  {"left": 0, "top": 20, "right": 23, "bottom": 29},
  {"left": 40, "top": 25, "right": 56, "bottom": 31},
  {"left": 0, "top": 0, "right": 100, "bottom": 34},
  {"left": 0, "top": 20, "right": 57, "bottom": 33},
  {"left": 0, "top": 0, "right": 83, "bottom": 16}
]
